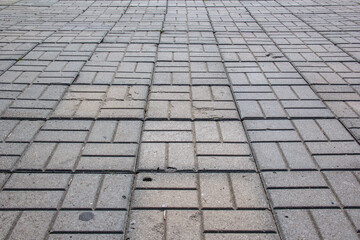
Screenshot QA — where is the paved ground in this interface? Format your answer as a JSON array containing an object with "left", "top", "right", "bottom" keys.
[{"left": 0, "top": 0, "right": 360, "bottom": 239}]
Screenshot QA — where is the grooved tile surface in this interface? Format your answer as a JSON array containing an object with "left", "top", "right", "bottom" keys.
[{"left": 0, "top": 0, "right": 359, "bottom": 239}]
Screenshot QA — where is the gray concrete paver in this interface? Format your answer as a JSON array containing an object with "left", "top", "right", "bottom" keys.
[
  {"left": 203, "top": 210, "right": 277, "bottom": 232},
  {"left": 52, "top": 210, "right": 126, "bottom": 232},
  {"left": 0, "top": 0, "right": 360, "bottom": 239},
  {"left": 8, "top": 211, "right": 55, "bottom": 240}
]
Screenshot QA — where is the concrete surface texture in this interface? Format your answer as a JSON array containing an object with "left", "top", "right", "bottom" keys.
[{"left": 0, "top": 0, "right": 359, "bottom": 239}]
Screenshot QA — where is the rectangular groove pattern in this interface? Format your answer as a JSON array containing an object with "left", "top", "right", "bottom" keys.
[{"left": 0, "top": 0, "right": 359, "bottom": 239}]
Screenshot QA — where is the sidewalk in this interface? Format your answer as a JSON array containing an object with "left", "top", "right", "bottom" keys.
[{"left": 0, "top": 0, "right": 360, "bottom": 239}]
